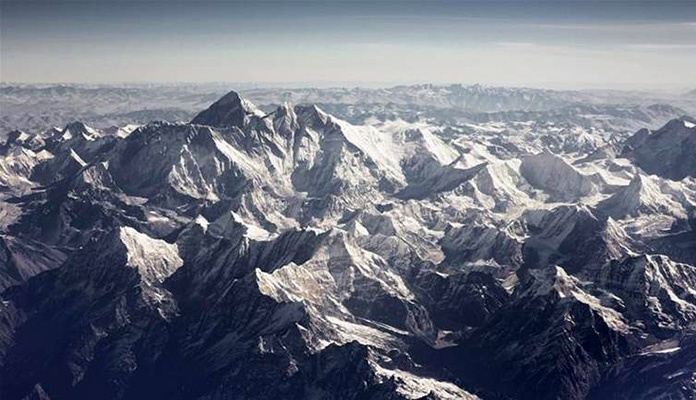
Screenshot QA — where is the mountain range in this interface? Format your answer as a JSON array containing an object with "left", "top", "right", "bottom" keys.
[{"left": 1, "top": 88, "right": 695, "bottom": 400}]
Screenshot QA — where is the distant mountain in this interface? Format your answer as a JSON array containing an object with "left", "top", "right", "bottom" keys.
[
  {"left": 0, "top": 84, "right": 228, "bottom": 135},
  {"left": 3, "top": 83, "right": 688, "bottom": 136},
  {"left": 622, "top": 117, "right": 696, "bottom": 180}
]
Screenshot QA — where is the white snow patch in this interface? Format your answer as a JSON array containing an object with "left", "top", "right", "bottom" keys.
[
  {"left": 118, "top": 226, "right": 183, "bottom": 283},
  {"left": 371, "top": 362, "right": 479, "bottom": 400}
]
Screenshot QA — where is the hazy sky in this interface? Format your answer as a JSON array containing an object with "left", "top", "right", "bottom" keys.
[{"left": 2, "top": 0, "right": 696, "bottom": 89}]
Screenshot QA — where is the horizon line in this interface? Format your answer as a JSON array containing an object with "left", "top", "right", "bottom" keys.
[{"left": 2, "top": 80, "right": 694, "bottom": 94}]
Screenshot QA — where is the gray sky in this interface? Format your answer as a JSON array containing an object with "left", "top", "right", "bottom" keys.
[{"left": 2, "top": 0, "right": 695, "bottom": 90}]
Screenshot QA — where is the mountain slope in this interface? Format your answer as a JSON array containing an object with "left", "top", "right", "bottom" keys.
[{"left": 622, "top": 117, "right": 696, "bottom": 180}]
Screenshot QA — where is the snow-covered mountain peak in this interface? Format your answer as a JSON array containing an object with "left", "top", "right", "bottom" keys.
[
  {"left": 623, "top": 117, "right": 696, "bottom": 180},
  {"left": 294, "top": 103, "right": 330, "bottom": 126},
  {"left": 207, "top": 210, "right": 273, "bottom": 241},
  {"left": 0, "top": 145, "right": 51, "bottom": 191},
  {"left": 599, "top": 254, "right": 696, "bottom": 331},
  {"left": 661, "top": 116, "right": 696, "bottom": 133},
  {"left": 520, "top": 150, "right": 596, "bottom": 201},
  {"left": 59, "top": 121, "right": 101, "bottom": 142},
  {"left": 523, "top": 266, "right": 584, "bottom": 298},
  {"left": 191, "top": 90, "right": 267, "bottom": 129},
  {"left": 522, "top": 266, "right": 631, "bottom": 332},
  {"left": 117, "top": 226, "right": 183, "bottom": 283},
  {"left": 272, "top": 102, "right": 299, "bottom": 137},
  {"left": 599, "top": 172, "right": 687, "bottom": 219}
]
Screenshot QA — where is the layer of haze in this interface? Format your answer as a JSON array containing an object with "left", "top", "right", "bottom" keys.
[{"left": 2, "top": 0, "right": 695, "bottom": 90}]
